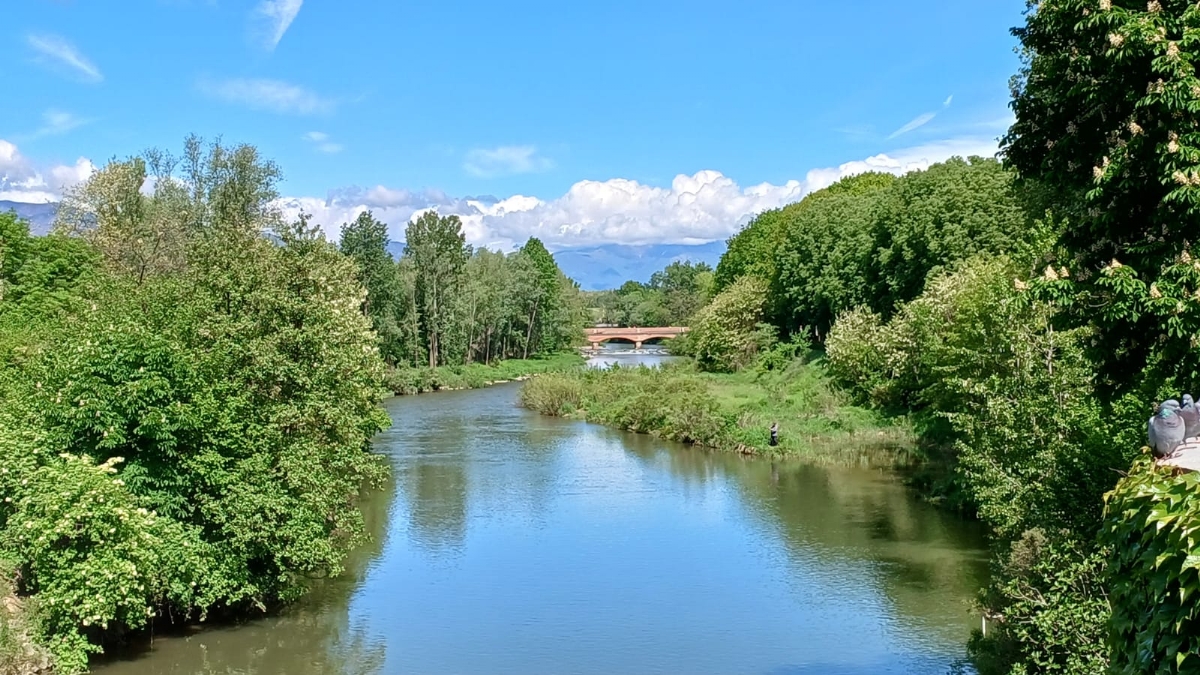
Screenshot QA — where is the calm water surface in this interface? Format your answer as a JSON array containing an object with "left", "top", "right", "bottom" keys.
[{"left": 96, "top": 353, "right": 989, "bottom": 675}]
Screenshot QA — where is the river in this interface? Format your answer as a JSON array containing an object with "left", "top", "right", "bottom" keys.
[{"left": 94, "top": 352, "right": 989, "bottom": 675}]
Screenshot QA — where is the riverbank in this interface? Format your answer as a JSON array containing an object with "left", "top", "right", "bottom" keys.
[
  {"left": 520, "top": 356, "right": 915, "bottom": 468},
  {"left": 0, "top": 562, "right": 51, "bottom": 675},
  {"left": 385, "top": 353, "right": 585, "bottom": 395}
]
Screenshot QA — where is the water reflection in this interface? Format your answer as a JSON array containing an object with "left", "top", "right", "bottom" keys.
[{"left": 94, "top": 364, "right": 987, "bottom": 675}]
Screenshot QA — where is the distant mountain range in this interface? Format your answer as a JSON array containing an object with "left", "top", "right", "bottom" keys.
[
  {"left": 0, "top": 201, "right": 57, "bottom": 235},
  {"left": 550, "top": 241, "right": 726, "bottom": 290},
  {"left": 390, "top": 240, "right": 725, "bottom": 290},
  {"left": 3, "top": 200, "right": 726, "bottom": 290}
]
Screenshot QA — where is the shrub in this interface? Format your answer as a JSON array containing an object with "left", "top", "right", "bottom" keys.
[
  {"left": 1103, "top": 457, "right": 1200, "bottom": 675},
  {"left": 689, "top": 276, "right": 773, "bottom": 373},
  {"left": 969, "top": 529, "right": 1110, "bottom": 675}
]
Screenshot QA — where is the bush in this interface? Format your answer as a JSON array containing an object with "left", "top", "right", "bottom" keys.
[
  {"left": 0, "top": 223, "right": 391, "bottom": 670},
  {"left": 1103, "top": 457, "right": 1200, "bottom": 675},
  {"left": 824, "top": 307, "right": 899, "bottom": 407},
  {"left": 689, "top": 276, "right": 773, "bottom": 373},
  {"left": 969, "top": 529, "right": 1110, "bottom": 675},
  {"left": 519, "top": 375, "right": 584, "bottom": 416}
]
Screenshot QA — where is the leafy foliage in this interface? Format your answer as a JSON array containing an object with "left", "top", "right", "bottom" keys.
[
  {"left": 827, "top": 256, "right": 1133, "bottom": 535},
  {"left": 0, "top": 138, "right": 390, "bottom": 672},
  {"left": 721, "top": 160, "right": 1028, "bottom": 340},
  {"left": 1004, "top": 0, "right": 1200, "bottom": 388},
  {"left": 586, "top": 260, "right": 713, "bottom": 328},
  {"left": 1103, "top": 458, "right": 1200, "bottom": 675},
  {"left": 969, "top": 530, "right": 1110, "bottom": 675},
  {"left": 342, "top": 213, "right": 584, "bottom": 375},
  {"left": 686, "top": 276, "right": 773, "bottom": 373}
]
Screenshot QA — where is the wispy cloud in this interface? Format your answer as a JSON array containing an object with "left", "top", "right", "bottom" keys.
[
  {"left": 197, "top": 77, "right": 335, "bottom": 115},
  {"left": 464, "top": 145, "right": 554, "bottom": 178},
  {"left": 26, "top": 34, "right": 102, "bottom": 83},
  {"left": 887, "top": 95, "right": 954, "bottom": 140},
  {"left": 303, "top": 131, "right": 343, "bottom": 154},
  {"left": 24, "top": 109, "right": 88, "bottom": 140},
  {"left": 254, "top": 0, "right": 304, "bottom": 51}
]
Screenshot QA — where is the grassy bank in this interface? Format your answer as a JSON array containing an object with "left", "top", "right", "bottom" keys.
[
  {"left": 520, "top": 357, "right": 914, "bottom": 468},
  {"left": 385, "top": 353, "right": 585, "bottom": 395}
]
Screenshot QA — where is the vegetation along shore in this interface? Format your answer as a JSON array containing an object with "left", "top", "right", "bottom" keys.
[{"left": 9, "top": 1, "right": 1200, "bottom": 672}]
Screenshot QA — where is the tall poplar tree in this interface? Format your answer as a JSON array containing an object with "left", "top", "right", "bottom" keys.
[{"left": 405, "top": 212, "right": 469, "bottom": 367}]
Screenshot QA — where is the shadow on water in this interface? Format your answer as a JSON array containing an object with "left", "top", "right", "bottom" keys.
[{"left": 93, "top": 357, "right": 988, "bottom": 675}]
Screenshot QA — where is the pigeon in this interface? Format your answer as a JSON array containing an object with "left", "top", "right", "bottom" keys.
[
  {"left": 1181, "top": 395, "right": 1200, "bottom": 440},
  {"left": 1149, "top": 403, "right": 1187, "bottom": 459}
]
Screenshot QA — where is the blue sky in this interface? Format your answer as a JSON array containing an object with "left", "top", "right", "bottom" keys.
[{"left": 0, "top": 0, "right": 1026, "bottom": 249}]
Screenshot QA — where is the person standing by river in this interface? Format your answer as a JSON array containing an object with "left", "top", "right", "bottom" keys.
[{"left": 770, "top": 421, "right": 779, "bottom": 447}]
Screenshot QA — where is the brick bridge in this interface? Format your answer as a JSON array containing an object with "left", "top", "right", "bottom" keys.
[{"left": 584, "top": 326, "right": 689, "bottom": 350}]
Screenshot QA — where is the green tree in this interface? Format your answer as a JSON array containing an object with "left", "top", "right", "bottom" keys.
[
  {"left": 688, "top": 276, "right": 774, "bottom": 372},
  {"left": 1003, "top": 0, "right": 1200, "bottom": 389},
  {"left": 649, "top": 260, "right": 713, "bottom": 325},
  {"left": 404, "top": 212, "right": 469, "bottom": 367},
  {"left": 339, "top": 211, "right": 404, "bottom": 363},
  {"left": 865, "top": 157, "right": 1029, "bottom": 314},
  {"left": 0, "top": 138, "right": 390, "bottom": 671}
]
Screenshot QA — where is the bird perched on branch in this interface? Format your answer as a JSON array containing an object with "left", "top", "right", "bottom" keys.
[{"left": 1149, "top": 402, "right": 1187, "bottom": 459}]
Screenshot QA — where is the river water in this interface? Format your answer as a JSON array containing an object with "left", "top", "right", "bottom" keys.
[{"left": 95, "top": 352, "right": 989, "bottom": 675}]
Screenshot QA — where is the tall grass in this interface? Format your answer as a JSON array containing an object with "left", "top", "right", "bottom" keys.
[
  {"left": 520, "top": 358, "right": 914, "bottom": 468},
  {"left": 385, "top": 353, "right": 585, "bottom": 395}
]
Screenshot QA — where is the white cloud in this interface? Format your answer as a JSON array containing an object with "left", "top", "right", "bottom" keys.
[
  {"left": 0, "top": 139, "right": 94, "bottom": 204},
  {"left": 24, "top": 109, "right": 88, "bottom": 141},
  {"left": 27, "top": 34, "right": 103, "bottom": 83},
  {"left": 5, "top": 133, "right": 1000, "bottom": 250},
  {"left": 464, "top": 145, "right": 554, "bottom": 178},
  {"left": 887, "top": 95, "right": 954, "bottom": 140},
  {"left": 254, "top": 0, "right": 303, "bottom": 51},
  {"left": 303, "top": 131, "right": 343, "bottom": 154},
  {"left": 277, "top": 135, "right": 1001, "bottom": 251},
  {"left": 887, "top": 112, "right": 937, "bottom": 139},
  {"left": 197, "top": 77, "right": 334, "bottom": 115}
]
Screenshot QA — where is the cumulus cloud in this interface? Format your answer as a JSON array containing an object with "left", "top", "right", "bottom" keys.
[
  {"left": 277, "top": 135, "right": 1000, "bottom": 251},
  {"left": 197, "top": 77, "right": 334, "bottom": 115},
  {"left": 303, "top": 131, "right": 343, "bottom": 154},
  {"left": 464, "top": 145, "right": 554, "bottom": 178},
  {"left": 6, "top": 133, "right": 999, "bottom": 251},
  {"left": 254, "top": 0, "right": 303, "bottom": 51},
  {"left": 27, "top": 33, "right": 103, "bottom": 83},
  {"left": 0, "top": 139, "right": 94, "bottom": 203}
]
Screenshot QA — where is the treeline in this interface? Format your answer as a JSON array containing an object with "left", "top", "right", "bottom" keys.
[
  {"left": 338, "top": 211, "right": 585, "bottom": 376},
  {"left": 699, "top": 132, "right": 1171, "bottom": 672},
  {"left": 0, "top": 137, "right": 391, "bottom": 672},
  {"left": 585, "top": 261, "right": 712, "bottom": 327}
]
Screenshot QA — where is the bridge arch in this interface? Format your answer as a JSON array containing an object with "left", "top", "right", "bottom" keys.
[{"left": 584, "top": 326, "right": 689, "bottom": 350}]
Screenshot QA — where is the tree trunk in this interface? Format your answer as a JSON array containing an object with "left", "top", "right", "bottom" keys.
[{"left": 524, "top": 302, "right": 539, "bottom": 360}]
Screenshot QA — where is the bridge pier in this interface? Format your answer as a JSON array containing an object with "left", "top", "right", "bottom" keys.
[
  {"left": 635, "top": 341, "right": 642, "bottom": 350},
  {"left": 591, "top": 342, "right": 600, "bottom": 351}
]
